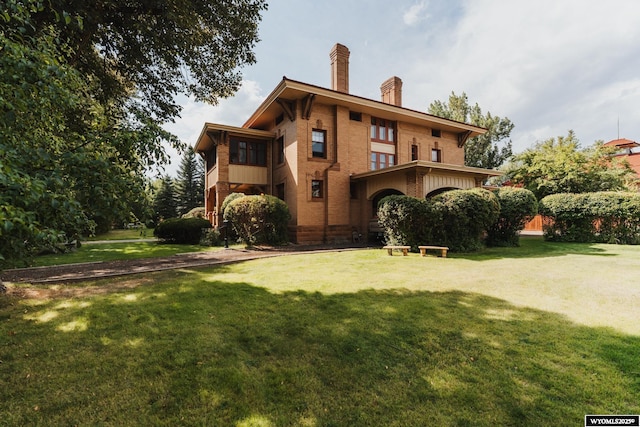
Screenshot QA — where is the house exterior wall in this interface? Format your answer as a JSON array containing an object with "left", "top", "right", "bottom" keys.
[{"left": 195, "top": 45, "right": 497, "bottom": 244}]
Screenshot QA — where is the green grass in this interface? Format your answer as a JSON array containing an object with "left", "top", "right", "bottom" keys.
[
  {"left": 29, "top": 242, "right": 217, "bottom": 267},
  {"left": 1, "top": 237, "right": 640, "bottom": 426},
  {"left": 85, "top": 227, "right": 155, "bottom": 241}
]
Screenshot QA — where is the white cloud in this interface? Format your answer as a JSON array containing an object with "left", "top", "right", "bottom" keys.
[
  {"left": 160, "top": 0, "right": 640, "bottom": 176},
  {"left": 403, "top": 1, "right": 428, "bottom": 26},
  {"left": 403, "top": 0, "right": 640, "bottom": 151}
]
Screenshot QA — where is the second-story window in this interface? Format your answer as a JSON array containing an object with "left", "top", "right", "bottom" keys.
[
  {"left": 370, "top": 117, "right": 395, "bottom": 143},
  {"left": 431, "top": 148, "right": 442, "bottom": 163},
  {"left": 230, "top": 138, "right": 266, "bottom": 166},
  {"left": 312, "top": 129, "right": 326, "bottom": 158}
]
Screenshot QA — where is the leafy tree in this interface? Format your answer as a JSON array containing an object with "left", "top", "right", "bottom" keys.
[
  {"left": 1, "top": 14, "right": 94, "bottom": 263},
  {"left": 428, "top": 92, "right": 514, "bottom": 169},
  {"left": 152, "top": 177, "right": 178, "bottom": 221},
  {"left": 25, "top": 0, "right": 268, "bottom": 121},
  {"left": 0, "top": 0, "right": 266, "bottom": 263},
  {"left": 506, "top": 131, "right": 637, "bottom": 200},
  {"left": 175, "top": 148, "right": 205, "bottom": 216}
]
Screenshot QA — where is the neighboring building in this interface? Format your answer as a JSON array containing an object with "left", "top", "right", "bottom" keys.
[
  {"left": 604, "top": 138, "right": 640, "bottom": 178},
  {"left": 194, "top": 43, "right": 501, "bottom": 244}
]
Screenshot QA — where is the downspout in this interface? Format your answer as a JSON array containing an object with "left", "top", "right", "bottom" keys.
[{"left": 324, "top": 105, "right": 340, "bottom": 242}]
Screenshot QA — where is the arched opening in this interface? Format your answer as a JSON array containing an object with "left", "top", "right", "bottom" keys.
[
  {"left": 372, "top": 189, "right": 404, "bottom": 213},
  {"left": 426, "top": 187, "right": 458, "bottom": 198},
  {"left": 369, "top": 189, "right": 404, "bottom": 244}
]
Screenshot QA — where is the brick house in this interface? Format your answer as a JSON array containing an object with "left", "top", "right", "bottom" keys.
[
  {"left": 194, "top": 43, "right": 501, "bottom": 244},
  {"left": 604, "top": 138, "right": 640, "bottom": 178}
]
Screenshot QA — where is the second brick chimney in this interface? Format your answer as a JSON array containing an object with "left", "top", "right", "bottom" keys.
[
  {"left": 330, "top": 43, "right": 350, "bottom": 93},
  {"left": 380, "top": 76, "right": 403, "bottom": 107}
]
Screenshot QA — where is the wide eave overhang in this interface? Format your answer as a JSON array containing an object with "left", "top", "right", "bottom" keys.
[
  {"left": 194, "top": 123, "right": 276, "bottom": 152},
  {"left": 243, "top": 77, "right": 487, "bottom": 139},
  {"left": 350, "top": 160, "right": 503, "bottom": 181}
]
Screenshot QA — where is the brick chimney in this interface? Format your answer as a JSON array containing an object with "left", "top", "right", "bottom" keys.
[
  {"left": 380, "top": 76, "right": 403, "bottom": 107},
  {"left": 330, "top": 43, "right": 350, "bottom": 93}
]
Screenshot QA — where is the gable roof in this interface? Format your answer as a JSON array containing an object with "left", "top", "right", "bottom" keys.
[
  {"left": 604, "top": 138, "right": 640, "bottom": 148},
  {"left": 243, "top": 77, "right": 487, "bottom": 141}
]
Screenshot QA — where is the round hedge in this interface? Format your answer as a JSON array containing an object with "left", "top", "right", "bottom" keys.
[
  {"left": 153, "top": 217, "right": 211, "bottom": 244},
  {"left": 223, "top": 195, "right": 290, "bottom": 246}
]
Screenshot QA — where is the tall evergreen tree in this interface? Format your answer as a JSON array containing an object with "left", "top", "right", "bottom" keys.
[
  {"left": 175, "top": 148, "right": 205, "bottom": 216},
  {"left": 153, "top": 177, "right": 178, "bottom": 221}
]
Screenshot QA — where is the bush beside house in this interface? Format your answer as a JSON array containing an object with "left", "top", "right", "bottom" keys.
[
  {"left": 153, "top": 218, "right": 211, "bottom": 244},
  {"left": 378, "top": 188, "right": 508, "bottom": 252},
  {"left": 223, "top": 195, "right": 291, "bottom": 247},
  {"left": 540, "top": 192, "right": 640, "bottom": 244}
]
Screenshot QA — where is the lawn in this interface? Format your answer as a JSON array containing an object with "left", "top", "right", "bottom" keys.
[
  {"left": 85, "top": 227, "right": 155, "bottom": 241},
  {"left": 29, "top": 241, "right": 218, "bottom": 267},
  {"left": 1, "top": 237, "right": 639, "bottom": 426}
]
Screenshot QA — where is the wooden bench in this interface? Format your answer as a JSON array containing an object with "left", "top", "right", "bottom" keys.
[
  {"left": 383, "top": 245, "right": 411, "bottom": 256},
  {"left": 418, "top": 245, "right": 449, "bottom": 258}
]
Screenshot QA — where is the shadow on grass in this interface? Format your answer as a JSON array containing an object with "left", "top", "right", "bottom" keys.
[
  {"left": 452, "top": 236, "right": 615, "bottom": 261},
  {"left": 1, "top": 276, "right": 639, "bottom": 426}
]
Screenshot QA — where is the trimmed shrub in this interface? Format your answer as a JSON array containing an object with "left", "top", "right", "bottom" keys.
[
  {"left": 223, "top": 195, "right": 291, "bottom": 246},
  {"left": 433, "top": 188, "right": 500, "bottom": 252},
  {"left": 377, "top": 195, "right": 440, "bottom": 250},
  {"left": 377, "top": 189, "right": 499, "bottom": 253},
  {"left": 486, "top": 187, "right": 538, "bottom": 247},
  {"left": 200, "top": 228, "right": 222, "bottom": 246},
  {"left": 220, "top": 193, "right": 246, "bottom": 216},
  {"left": 153, "top": 217, "right": 212, "bottom": 244},
  {"left": 181, "top": 206, "right": 205, "bottom": 219},
  {"left": 540, "top": 192, "right": 640, "bottom": 244}
]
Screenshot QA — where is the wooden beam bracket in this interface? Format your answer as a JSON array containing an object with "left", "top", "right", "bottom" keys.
[{"left": 276, "top": 98, "right": 296, "bottom": 121}]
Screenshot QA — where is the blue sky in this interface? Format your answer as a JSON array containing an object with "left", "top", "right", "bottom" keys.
[{"left": 162, "top": 0, "right": 640, "bottom": 176}]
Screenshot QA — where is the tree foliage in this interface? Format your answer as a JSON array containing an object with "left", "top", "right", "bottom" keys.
[
  {"left": 152, "top": 176, "right": 178, "bottom": 221},
  {"left": 428, "top": 92, "right": 514, "bottom": 169},
  {"left": 485, "top": 187, "right": 538, "bottom": 247},
  {"left": 24, "top": 0, "right": 267, "bottom": 121},
  {"left": 506, "top": 131, "right": 638, "bottom": 200},
  {"left": 0, "top": 0, "right": 266, "bottom": 263}
]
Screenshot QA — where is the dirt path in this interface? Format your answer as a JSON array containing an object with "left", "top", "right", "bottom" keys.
[{"left": 1, "top": 245, "right": 366, "bottom": 285}]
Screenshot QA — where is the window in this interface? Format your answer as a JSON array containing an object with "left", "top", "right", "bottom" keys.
[
  {"left": 371, "top": 117, "right": 396, "bottom": 143},
  {"left": 349, "top": 111, "right": 362, "bottom": 121},
  {"left": 311, "top": 180, "right": 323, "bottom": 198},
  {"left": 230, "top": 138, "right": 267, "bottom": 166},
  {"left": 411, "top": 144, "right": 418, "bottom": 161},
  {"left": 206, "top": 146, "right": 217, "bottom": 171},
  {"left": 432, "top": 129, "right": 441, "bottom": 137},
  {"left": 431, "top": 148, "right": 442, "bottom": 163},
  {"left": 277, "top": 136, "right": 285, "bottom": 164},
  {"left": 371, "top": 152, "right": 395, "bottom": 170},
  {"left": 312, "top": 129, "right": 326, "bottom": 158}
]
